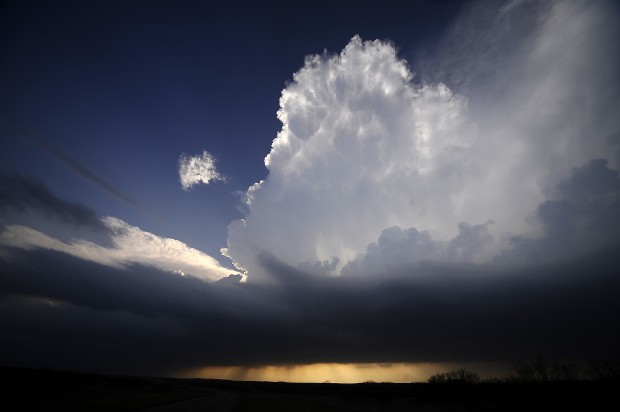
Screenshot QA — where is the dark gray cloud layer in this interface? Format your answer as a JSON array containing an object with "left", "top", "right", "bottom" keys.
[{"left": 1, "top": 243, "right": 619, "bottom": 376}]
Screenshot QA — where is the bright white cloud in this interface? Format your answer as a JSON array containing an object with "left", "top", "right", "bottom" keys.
[
  {"left": 225, "top": 1, "right": 620, "bottom": 281},
  {"left": 178, "top": 150, "right": 223, "bottom": 190},
  {"left": 0, "top": 217, "right": 238, "bottom": 281}
]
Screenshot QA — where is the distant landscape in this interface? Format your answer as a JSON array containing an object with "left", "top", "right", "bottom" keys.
[{"left": 4, "top": 362, "right": 619, "bottom": 412}]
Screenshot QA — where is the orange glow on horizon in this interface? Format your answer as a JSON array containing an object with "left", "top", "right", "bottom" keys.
[{"left": 178, "top": 362, "right": 504, "bottom": 383}]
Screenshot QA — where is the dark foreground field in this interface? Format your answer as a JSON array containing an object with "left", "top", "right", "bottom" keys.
[{"left": 2, "top": 367, "right": 618, "bottom": 411}]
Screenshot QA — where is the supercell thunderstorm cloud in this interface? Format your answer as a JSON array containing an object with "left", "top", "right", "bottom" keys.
[
  {"left": 1, "top": 0, "right": 620, "bottom": 380},
  {"left": 225, "top": 0, "right": 620, "bottom": 281}
]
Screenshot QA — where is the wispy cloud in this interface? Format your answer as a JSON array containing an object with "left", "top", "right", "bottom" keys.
[
  {"left": 0, "top": 217, "right": 237, "bottom": 281},
  {"left": 5, "top": 122, "right": 143, "bottom": 211},
  {"left": 0, "top": 173, "right": 106, "bottom": 231},
  {"left": 0, "top": 176, "right": 235, "bottom": 280},
  {"left": 178, "top": 150, "right": 223, "bottom": 190}
]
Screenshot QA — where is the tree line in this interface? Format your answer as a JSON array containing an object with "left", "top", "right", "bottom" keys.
[{"left": 428, "top": 357, "right": 620, "bottom": 384}]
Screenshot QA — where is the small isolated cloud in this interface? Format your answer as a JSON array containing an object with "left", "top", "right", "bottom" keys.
[{"left": 178, "top": 150, "right": 223, "bottom": 190}]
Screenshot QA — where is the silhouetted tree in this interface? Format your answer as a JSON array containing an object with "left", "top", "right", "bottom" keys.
[
  {"left": 428, "top": 369, "right": 480, "bottom": 384},
  {"left": 508, "top": 357, "right": 583, "bottom": 382},
  {"left": 586, "top": 358, "right": 620, "bottom": 381}
]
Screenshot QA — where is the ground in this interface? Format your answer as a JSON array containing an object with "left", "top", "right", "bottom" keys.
[{"left": 2, "top": 367, "right": 618, "bottom": 411}]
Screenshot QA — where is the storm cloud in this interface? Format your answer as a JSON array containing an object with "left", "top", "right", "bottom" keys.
[
  {"left": 1, "top": 0, "right": 619, "bottom": 379},
  {"left": 1, "top": 166, "right": 619, "bottom": 375},
  {"left": 1, "top": 240, "right": 619, "bottom": 376},
  {"left": 225, "top": 0, "right": 620, "bottom": 280}
]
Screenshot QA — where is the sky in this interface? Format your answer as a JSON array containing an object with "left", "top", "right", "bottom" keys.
[{"left": 1, "top": 0, "right": 620, "bottom": 382}]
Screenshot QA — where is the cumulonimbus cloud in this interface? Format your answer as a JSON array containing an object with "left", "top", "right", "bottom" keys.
[
  {"left": 1, "top": 0, "right": 619, "bottom": 377},
  {"left": 225, "top": 1, "right": 620, "bottom": 280},
  {"left": 178, "top": 150, "right": 223, "bottom": 190}
]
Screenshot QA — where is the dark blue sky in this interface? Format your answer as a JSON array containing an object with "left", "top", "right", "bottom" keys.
[{"left": 1, "top": 0, "right": 465, "bottom": 260}]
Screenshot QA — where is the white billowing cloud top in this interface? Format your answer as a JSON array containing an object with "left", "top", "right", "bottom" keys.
[
  {"left": 225, "top": 1, "right": 619, "bottom": 281},
  {"left": 0, "top": 217, "right": 237, "bottom": 281},
  {"left": 178, "top": 150, "right": 223, "bottom": 190}
]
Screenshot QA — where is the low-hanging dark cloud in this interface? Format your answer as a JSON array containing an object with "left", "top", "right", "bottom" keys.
[{"left": 1, "top": 239, "right": 619, "bottom": 376}]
